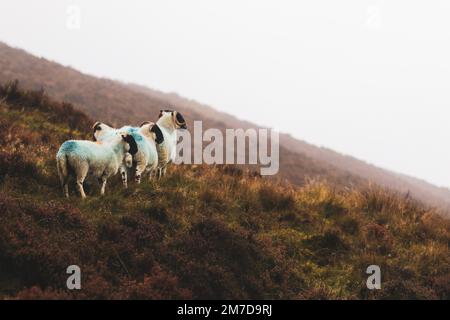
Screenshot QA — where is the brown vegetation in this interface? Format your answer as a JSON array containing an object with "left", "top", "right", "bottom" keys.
[
  {"left": 0, "top": 83, "right": 448, "bottom": 300},
  {"left": 1, "top": 42, "right": 449, "bottom": 212}
]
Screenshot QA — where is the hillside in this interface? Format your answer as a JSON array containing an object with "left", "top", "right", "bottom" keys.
[
  {"left": 0, "top": 83, "right": 449, "bottom": 299},
  {"left": 0, "top": 42, "right": 449, "bottom": 212}
]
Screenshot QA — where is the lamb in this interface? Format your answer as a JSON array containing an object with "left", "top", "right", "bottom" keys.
[
  {"left": 155, "top": 109, "right": 187, "bottom": 178},
  {"left": 94, "top": 122, "right": 164, "bottom": 184},
  {"left": 56, "top": 130, "right": 138, "bottom": 198}
]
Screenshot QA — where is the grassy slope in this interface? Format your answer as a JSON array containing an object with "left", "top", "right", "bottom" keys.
[
  {"left": 127, "top": 82, "right": 450, "bottom": 211},
  {"left": 0, "top": 82, "right": 449, "bottom": 300},
  {"left": 2, "top": 42, "right": 450, "bottom": 212}
]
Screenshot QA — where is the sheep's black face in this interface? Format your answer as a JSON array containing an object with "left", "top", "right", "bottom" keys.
[
  {"left": 159, "top": 110, "right": 187, "bottom": 129},
  {"left": 122, "top": 134, "right": 138, "bottom": 155},
  {"left": 150, "top": 124, "right": 164, "bottom": 144},
  {"left": 175, "top": 112, "right": 187, "bottom": 129}
]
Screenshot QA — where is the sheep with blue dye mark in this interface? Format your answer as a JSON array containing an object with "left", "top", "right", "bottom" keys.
[
  {"left": 92, "top": 122, "right": 133, "bottom": 187},
  {"left": 120, "top": 123, "right": 164, "bottom": 184},
  {"left": 94, "top": 122, "right": 164, "bottom": 184},
  {"left": 155, "top": 110, "right": 187, "bottom": 178},
  {"left": 56, "top": 130, "right": 138, "bottom": 198}
]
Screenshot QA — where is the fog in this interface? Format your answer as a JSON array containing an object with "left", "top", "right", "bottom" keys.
[{"left": 1, "top": 0, "right": 450, "bottom": 187}]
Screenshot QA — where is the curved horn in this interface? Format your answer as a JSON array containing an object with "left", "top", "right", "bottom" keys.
[
  {"left": 140, "top": 121, "right": 151, "bottom": 127},
  {"left": 173, "top": 111, "right": 187, "bottom": 129},
  {"left": 92, "top": 121, "right": 102, "bottom": 130}
]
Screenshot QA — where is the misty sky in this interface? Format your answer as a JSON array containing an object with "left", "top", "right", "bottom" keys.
[{"left": 1, "top": 0, "right": 450, "bottom": 187}]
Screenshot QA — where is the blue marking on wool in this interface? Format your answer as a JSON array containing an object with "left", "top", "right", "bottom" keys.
[
  {"left": 121, "top": 126, "right": 144, "bottom": 142},
  {"left": 58, "top": 140, "right": 78, "bottom": 153}
]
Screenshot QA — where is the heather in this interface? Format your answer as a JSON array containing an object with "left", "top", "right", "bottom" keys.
[{"left": 0, "top": 82, "right": 448, "bottom": 299}]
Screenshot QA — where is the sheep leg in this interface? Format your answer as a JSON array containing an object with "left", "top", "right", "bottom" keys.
[
  {"left": 120, "top": 166, "right": 128, "bottom": 188},
  {"left": 135, "top": 163, "right": 146, "bottom": 184},
  {"left": 76, "top": 180, "right": 87, "bottom": 199},
  {"left": 76, "top": 164, "right": 88, "bottom": 199},
  {"left": 59, "top": 175, "right": 69, "bottom": 198},
  {"left": 146, "top": 167, "right": 154, "bottom": 181},
  {"left": 157, "top": 168, "right": 161, "bottom": 179},
  {"left": 157, "top": 167, "right": 165, "bottom": 179},
  {"left": 63, "top": 183, "right": 69, "bottom": 198},
  {"left": 57, "top": 156, "right": 69, "bottom": 198},
  {"left": 99, "top": 175, "right": 108, "bottom": 196}
]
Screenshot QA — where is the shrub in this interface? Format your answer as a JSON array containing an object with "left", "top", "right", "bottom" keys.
[
  {"left": 259, "top": 184, "right": 296, "bottom": 212},
  {"left": 0, "top": 151, "right": 39, "bottom": 181},
  {"left": 0, "top": 83, "right": 449, "bottom": 300}
]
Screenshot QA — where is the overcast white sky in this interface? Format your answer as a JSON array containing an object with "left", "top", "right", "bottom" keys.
[{"left": 1, "top": 0, "right": 450, "bottom": 187}]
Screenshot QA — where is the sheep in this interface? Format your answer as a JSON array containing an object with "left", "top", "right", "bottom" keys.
[
  {"left": 56, "top": 130, "right": 138, "bottom": 198},
  {"left": 155, "top": 109, "right": 187, "bottom": 178},
  {"left": 120, "top": 123, "right": 164, "bottom": 183},
  {"left": 94, "top": 122, "right": 164, "bottom": 184},
  {"left": 93, "top": 121, "right": 132, "bottom": 187}
]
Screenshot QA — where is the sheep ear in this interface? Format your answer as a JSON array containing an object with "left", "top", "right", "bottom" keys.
[
  {"left": 150, "top": 124, "right": 164, "bottom": 144},
  {"left": 122, "top": 134, "right": 138, "bottom": 155}
]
